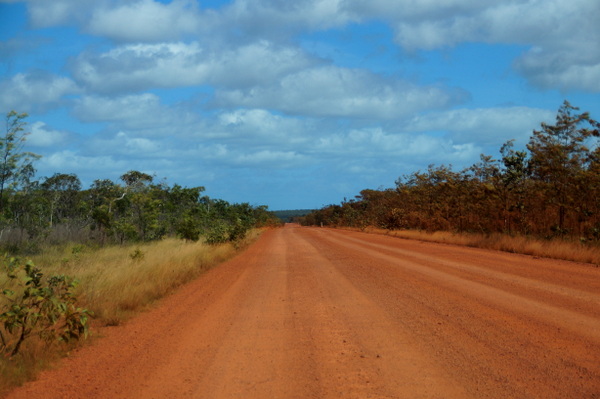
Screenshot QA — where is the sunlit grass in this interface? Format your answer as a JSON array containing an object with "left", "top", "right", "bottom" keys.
[
  {"left": 30, "top": 230, "right": 261, "bottom": 324},
  {"left": 353, "top": 227, "right": 600, "bottom": 265},
  {"left": 0, "top": 229, "right": 263, "bottom": 395}
]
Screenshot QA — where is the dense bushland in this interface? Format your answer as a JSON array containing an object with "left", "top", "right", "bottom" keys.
[
  {"left": 303, "top": 101, "right": 600, "bottom": 246},
  {"left": 0, "top": 167, "right": 279, "bottom": 253}
]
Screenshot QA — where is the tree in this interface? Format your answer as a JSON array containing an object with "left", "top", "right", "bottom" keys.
[
  {"left": 116, "top": 171, "right": 162, "bottom": 241},
  {"left": 120, "top": 170, "right": 153, "bottom": 192},
  {"left": 0, "top": 111, "right": 40, "bottom": 213},
  {"left": 498, "top": 140, "right": 529, "bottom": 233},
  {"left": 527, "top": 101, "right": 597, "bottom": 234},
  {"left": 41, "top": 173, "right": 82, "bottom": 228}
]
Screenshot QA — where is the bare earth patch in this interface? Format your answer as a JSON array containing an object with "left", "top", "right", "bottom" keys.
[{"left": 6, "top": 224, "right": 600, "bottom": 398}]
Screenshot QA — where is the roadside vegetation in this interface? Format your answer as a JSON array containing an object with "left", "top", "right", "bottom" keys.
[
  {"left": 0, "top": 110, "right": 281, "bottom": 394},
  {"left": 302, "top": 101, "right": 600, "bottom": 265},
  {"left": 0, "top": 233, "right": 264, "bottom": 393}
]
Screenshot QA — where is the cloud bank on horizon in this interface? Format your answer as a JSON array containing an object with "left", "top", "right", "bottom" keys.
[{"left": 0, "top": 0, "right": 598, "bottom": 209}]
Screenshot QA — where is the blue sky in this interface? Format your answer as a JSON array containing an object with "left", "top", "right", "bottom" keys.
[{"left": 1, "top": 0, "right": 599, "bottom": 210}]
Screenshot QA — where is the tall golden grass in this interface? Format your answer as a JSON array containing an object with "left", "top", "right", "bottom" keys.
[
  {"left": 0, "top": 229, "right": 262, "bottom": 394},
  {"left": 32, "top": 230, "right": 262, "bottom": 324},
  {"left": 354, "top": 227, "right": 600, "bottom": 265}
]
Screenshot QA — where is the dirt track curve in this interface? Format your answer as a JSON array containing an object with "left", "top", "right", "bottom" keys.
[{"left": 6, "top": 224, "right": 600, "bottom": 398}]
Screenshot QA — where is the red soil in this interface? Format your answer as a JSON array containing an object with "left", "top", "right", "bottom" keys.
[{"left": 6, "top": 224, "right": 600, "bottom": 398}]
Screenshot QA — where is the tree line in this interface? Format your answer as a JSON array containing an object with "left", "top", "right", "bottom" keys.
[
  {"left": 302, "top": 101, "right": 600, "bottom": 242},
  {"left": 1, "top": 111, "right": 279, "bottom": 253}
]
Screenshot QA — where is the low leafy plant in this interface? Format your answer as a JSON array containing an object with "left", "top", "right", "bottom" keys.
[
  {"left": 0, "top": 257, "right": 91, "bottom": 357},
  {"left": 129, "top": 248, "right": 144, "bottom": 262}
]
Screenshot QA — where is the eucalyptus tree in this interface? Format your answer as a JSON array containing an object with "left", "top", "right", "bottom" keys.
[
  {"left": 113, "top": 171, "right": 156, "bottom": 242},
  {"left": 0, "top": 111, "right": 40, "bottom": 214},
  {"left": 41, "top": 173, "right": 82, "bottom": 228}
]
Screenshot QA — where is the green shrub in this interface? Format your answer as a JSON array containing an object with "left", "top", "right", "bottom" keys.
[
  {"left": 0, "top": 257, "right": 91, "bottom": 357},
  {"left": 176, "top": 216, "right": 201, "bottom": 241},
  {"left": 204, "top": 222, "right": 229, "bottom": 245}
]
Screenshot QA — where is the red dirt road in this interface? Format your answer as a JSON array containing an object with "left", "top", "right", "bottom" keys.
[{"left": 6, "top": 225, "right": 600, "bottom": 398}]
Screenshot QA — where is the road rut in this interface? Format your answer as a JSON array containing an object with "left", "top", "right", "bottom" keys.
[{"left": 6, "top": 225, "right": 600, "bottom": 398}]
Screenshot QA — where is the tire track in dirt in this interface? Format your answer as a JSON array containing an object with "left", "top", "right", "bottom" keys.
[
  {"left": 283, "top": 227, "right": 468, "bottom": 398},
  {"left": 312, "top": 229, "right": 600, "bottom": 341},
  {"left": 299, "top": 227, "right": 600, "bottom": 398},
  {"left": 326, "top": 229, "right": 600, "bottom": 306},
  {"left": 5, "top": 225, "right": 600, "bottom": 398}
]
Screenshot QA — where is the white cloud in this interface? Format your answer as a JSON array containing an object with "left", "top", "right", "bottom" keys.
[
  {"left": 39, "top": 150, "right": 127, "bottom": 176},
  {"left": 314, "top": 127, "right": 478, "bottom": 161},
  {"left": 201, "top": 143, "right": 228, "bottom": 158},
  {"left": 0, "top": 72, "right": 79, "bottom": 113},
  {"left": 405, "top": 106, "right": 555, "bottom": 145},
  {"left": 209, "top": 41, "right": 318, "bottom": 88},
  {"left": 342, "top": 0, "right": 487, "bottom": 21},
  {"left": 215, "top": 65, "right": 466, "bottom": 118},
  {"left": 71, "top": 42, "right": 208, "bottom": 93},
  {"left": 73, "top": 93, "right": 199, "bottom": 135},
  {"left": 20, "top": 0, "right": 103, "bottom": 28},
  {"left": 221, "top": 0, "right": 354, "bottom": 36},
  {"left": 190, "top": 142, "right": 307, "bottom": 170},
  {"left": 15, "top": 0, "right": 351, "bottom": 42},
  {"left": 19, "top": 0, "right": 89, "bottom": 28},
  {"left": 87, "top": 131, "right": 162, "bottom": 157},
  {"left": 114, "top": 131, "right": 160, "bottom": 154},
  {"left": 17, "top": 0, "right": 598, "bottom": 93},
  {"left": 17, "top": 0, "right": 203, "bottom": 43},
  {"left": 514, "top": 47, "right": 600, "bottom": 92},
  {"left": 307, "top": 127, "right": 484, "bottom": 184},
  {"left": 340, "top": 0, "right": 595, "bottom": 50},
  {"left": 217, "top": 109, "right": 310, "bottom": 144},
  {"left": 71, "top": 41, "right": 317, "bottom": 93},
  {"left": 342, "top": 0, "right": 600, "bottom": 92},
  {"left": 87, "top": 0, "right": 202, "bottom": 42},
  {"left": 234, "top": 149, "right": 307, "bottom": 168},
  {"left": 28, "top": 121, "right": 69, "bottom": 147},
  {"left": 74, "top": 93, "right": 164, "bottom": 124}
]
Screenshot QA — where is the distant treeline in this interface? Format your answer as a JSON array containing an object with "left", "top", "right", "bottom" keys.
[
  {"left": 0, "top": 111, "right": 281, "bottom": 253},
  {"left": 1, "top": 169, "right": 280, "bottom": 253},
  {"left": 302, "top": 101, "right": 600, "bottom": 242},
  {"left": 272, "top": 209, "right": 315, "bottom": 223}
]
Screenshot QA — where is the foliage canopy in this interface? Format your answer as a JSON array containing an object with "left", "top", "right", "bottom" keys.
[{"left": 303, "top": 101, "right": 600, "bottom": 242}]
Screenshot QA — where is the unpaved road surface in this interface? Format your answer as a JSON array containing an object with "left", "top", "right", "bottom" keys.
[{"left": 7, "top": 225, "right": 600, "bottom": 398}]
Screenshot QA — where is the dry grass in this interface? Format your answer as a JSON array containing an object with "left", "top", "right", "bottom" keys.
[
  {"left": 351, "top": 227, "right": 600, "bottom": 265},
  {"left": 30, "top": 229, "right": 262, "bottom": 324},
  {"left": 0, "top": 229, "right": 263, "bottom": 395}
]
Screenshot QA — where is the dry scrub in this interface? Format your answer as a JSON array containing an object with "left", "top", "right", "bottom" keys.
[
  {"left": 349, "top": 227, "right": 600, "bottom": 265},
  {"left": 0, "top": 229, "right": 262, "bottom": 394},
  {"left": 31, "top": 230, "right": 261, "bottom": 324}
]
